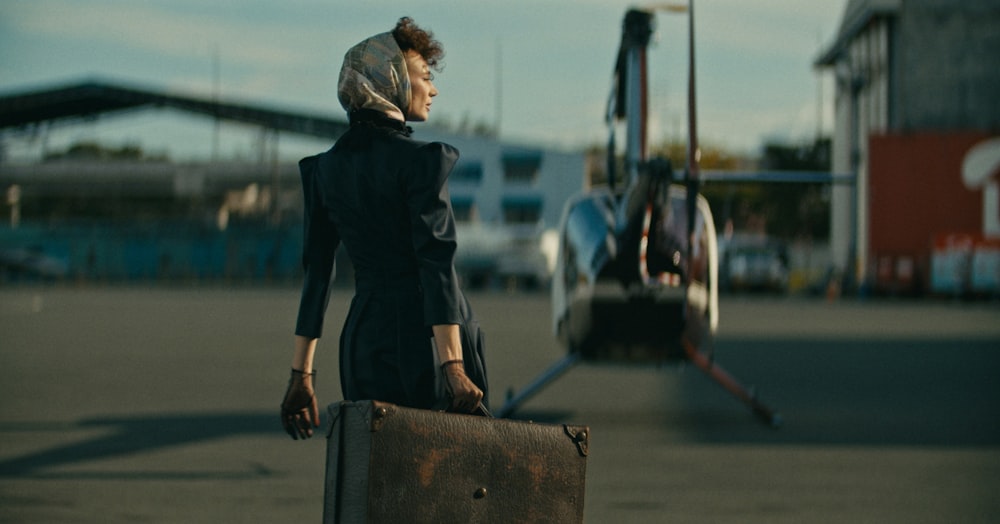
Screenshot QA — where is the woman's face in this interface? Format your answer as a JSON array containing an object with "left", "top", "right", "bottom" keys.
[{"left": 405, "top": 50, "right": 438, "bottom": 122}]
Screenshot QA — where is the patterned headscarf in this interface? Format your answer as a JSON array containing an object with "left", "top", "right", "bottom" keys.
[{"left": 337, "top": 31, "right": 410, "bottom": 122}]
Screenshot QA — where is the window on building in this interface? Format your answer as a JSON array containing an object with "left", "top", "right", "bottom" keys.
[
  {"left": 501, "top": 194, "right": 543, "bottom": 224},
  {"left": 502, "top": 149, "right": 542, "bottom": 185},
  {"left": 451, "top": 161, "right": 484, "bottom": 184},
  {"left": 450, "top": 194, "right": 476, "bottom": 222}
]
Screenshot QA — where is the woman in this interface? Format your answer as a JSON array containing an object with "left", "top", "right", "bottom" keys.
[{"left": 281, "top": 18, "right": 488, "bottom": 440}]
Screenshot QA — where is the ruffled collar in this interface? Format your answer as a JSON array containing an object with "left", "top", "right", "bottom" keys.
[{"left": 349, "top": 108, "right": 413, "bottom": 136}]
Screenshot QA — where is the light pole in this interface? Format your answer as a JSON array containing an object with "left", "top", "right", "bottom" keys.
[{"left": 6, "top": 184, "right": 20, "bottom": 229}]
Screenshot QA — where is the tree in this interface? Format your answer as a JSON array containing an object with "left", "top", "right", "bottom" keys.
[
  {"left": 757, "top": 138, "right": 831, "bottom": 239},
  {"left": 586, "top": 137, "right": 833, "bottom": 241},
  {"left": 43, "top": 141, "right": 168, "bottom": 162}
]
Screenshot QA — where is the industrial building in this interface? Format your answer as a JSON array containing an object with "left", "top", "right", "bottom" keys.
[
  {"left": 816, "top": 0, "right": 1000, "bottom": 295},
  {"left": 0, "top": 81, "right": 586, "bottom": 286}
]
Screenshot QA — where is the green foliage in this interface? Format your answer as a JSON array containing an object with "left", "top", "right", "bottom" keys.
[
  {"left": 585, "top": 137, "right": 833, "bottom": 240},
  {"left": 704, "top": 138, "right": 832, "bottom": 240},
  {"left": 43, "top": 141, "right": 168, "bottom": 162}
]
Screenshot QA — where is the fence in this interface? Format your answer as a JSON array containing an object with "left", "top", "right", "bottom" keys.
[{"left": 0, "top": 221, "right": 306, "bottom": 284}]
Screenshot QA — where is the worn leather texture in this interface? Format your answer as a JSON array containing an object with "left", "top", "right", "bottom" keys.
[{"left": 323, "top": 400, "right": 588, "bottom": 523}]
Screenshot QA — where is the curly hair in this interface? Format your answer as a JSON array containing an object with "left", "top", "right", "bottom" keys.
[{"left": 391, "top": 17, "right": 444, "bottom": 72}]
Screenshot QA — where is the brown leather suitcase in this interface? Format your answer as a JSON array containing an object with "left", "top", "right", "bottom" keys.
[{"left": 323, "top": 400, "right": 589, "bottom": 523}]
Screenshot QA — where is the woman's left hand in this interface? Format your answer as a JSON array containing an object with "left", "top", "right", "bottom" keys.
[{"left": 442, "top": 363, "right": 484, "bottom": 413}]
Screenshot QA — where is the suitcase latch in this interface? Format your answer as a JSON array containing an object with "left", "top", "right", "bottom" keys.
[
  {"left": 370, "top": 402, "right": 392, "bottom": 432},
  {"left": 564, "top": 425, "right": 589, "bottom": 457}
]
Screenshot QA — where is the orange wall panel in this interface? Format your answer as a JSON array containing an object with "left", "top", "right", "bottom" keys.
[{"left": 868, "top": 133, "right": 988, "bottom": 255}]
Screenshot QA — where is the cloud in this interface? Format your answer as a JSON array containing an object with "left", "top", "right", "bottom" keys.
[
  {"left": 11, "top": 1, "right": 305, "bottom": 68},
  {"left": 1, "top": 0, "right": 848, "bottom": 155},
  {"left": 697, "top": 0, "right": 841, "bottom": 55}
]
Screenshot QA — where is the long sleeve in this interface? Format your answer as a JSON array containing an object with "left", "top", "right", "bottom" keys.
[
  {"left": 295, "top": 155, "right": 340, "bottom": 338},
  {"left": 404, "top": 142, "right": 464, "bottom": 326}
]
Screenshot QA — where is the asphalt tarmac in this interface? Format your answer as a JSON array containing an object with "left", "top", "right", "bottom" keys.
[{"left": 1, "top": 287, "right": 998, "bottom": 523}]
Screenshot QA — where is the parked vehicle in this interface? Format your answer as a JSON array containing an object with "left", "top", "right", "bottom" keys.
[{"left": 721, "top": 238, "right": 789, "bottom": 293}]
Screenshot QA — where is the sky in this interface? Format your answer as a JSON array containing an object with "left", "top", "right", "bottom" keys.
[{"left": 0, "top": 0, "right": 847, "bottom": 161}]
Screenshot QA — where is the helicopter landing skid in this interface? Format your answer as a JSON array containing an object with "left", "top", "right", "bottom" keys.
[
  {"left": 681, "top": 337, "right": 783, "bottom": 427},
  {"left": 496, "top": 353, "right": 582, "bottom": 419}
]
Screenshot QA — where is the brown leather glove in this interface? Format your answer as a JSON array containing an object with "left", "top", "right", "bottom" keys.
[
  {"left": 441, "top": 360, "right": 484, "bottom": 413},
  {"left": 281, "top": 369, "right": 319, "bottom": 440}
]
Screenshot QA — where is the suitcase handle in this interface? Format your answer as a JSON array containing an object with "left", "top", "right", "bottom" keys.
[{"left": 431, "top": 397, "right": 493, "bottom": 418}]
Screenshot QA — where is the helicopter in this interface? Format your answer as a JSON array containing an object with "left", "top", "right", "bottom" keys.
[{"left": 496, "top": 2, "right": 813, "bottom": 426}]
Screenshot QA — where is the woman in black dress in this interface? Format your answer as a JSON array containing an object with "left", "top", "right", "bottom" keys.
[{"left": 281, "top": 18, "right": 488, "bottom": 440}]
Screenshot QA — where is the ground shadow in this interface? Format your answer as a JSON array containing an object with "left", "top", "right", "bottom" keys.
[
  {"left": 0, "top": 411, "right": 294, "bottom": 479},
  {"left": 498, "top": 335, "right": 1000, "bottom": 448},
  {"left": 667, "top": 336, "right": 1000, "bottom": 446}
]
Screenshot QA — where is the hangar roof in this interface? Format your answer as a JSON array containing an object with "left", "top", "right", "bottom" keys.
[
  {"left": 0, "top": 79, "right": 349, "bottom": 139},
  {"left": 815, "top": 0, "right": 901, "bottom": 67}
]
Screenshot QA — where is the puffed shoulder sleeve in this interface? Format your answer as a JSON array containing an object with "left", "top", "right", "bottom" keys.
[
  {"left": 404, "top": 142, "right": 464, "bottom": 326},
  {"left": 295, "top": 154, "right": 340, "bottom": 338}
]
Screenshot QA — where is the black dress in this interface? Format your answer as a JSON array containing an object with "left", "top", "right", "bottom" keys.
[{"left": 294, "top": 110, "right": 488, "bottom": 410}]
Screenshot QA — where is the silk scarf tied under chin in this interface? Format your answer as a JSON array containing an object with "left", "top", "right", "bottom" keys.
[{"left": 337, "top": 31, "right": 411, "bottom": 122}]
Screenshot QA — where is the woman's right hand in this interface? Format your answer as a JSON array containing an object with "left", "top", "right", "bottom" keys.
[
  {"left": 281, "top": 369, "right": 320, "bottom": 440},
  {"left": 442, "top": 362, "right": 484, "bottom": 413}
]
